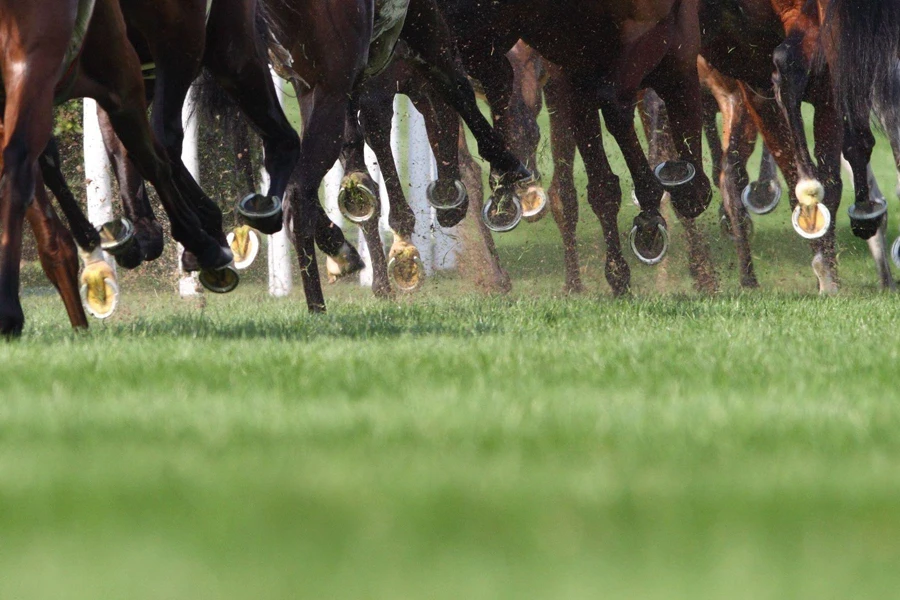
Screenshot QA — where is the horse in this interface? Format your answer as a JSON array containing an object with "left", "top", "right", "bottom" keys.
[
  {"left": 0, "top": 0, "right": 234, "bottom": 335},
  {"left": 258, "top": 0, "right": 536, "bottom": 312}
]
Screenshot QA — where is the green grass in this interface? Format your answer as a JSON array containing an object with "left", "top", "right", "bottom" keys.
[{"left": 5, "top": 99, "right": 900, "bottom": 598}]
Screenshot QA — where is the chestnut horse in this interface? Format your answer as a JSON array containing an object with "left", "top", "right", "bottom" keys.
[{"left": 0, "top": 0, "right": 232, "bottom": 335}]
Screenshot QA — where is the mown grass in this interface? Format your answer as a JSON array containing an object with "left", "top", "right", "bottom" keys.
[{"left": 4, "top": 99, "right": 900, "bottom": 598}]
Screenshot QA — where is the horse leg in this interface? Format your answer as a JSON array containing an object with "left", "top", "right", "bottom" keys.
[
  {"left": 203, "top": 0, "right": 300, "bottom": 233},
  {"left": 717, "top": 90, "right": 759, "bottom": 288},
  {"left": 772, "top": 31, "right": 826, "bottom": 226},
  {"left": 97, "top": 107, "right": 163, "bottom": 267},
  {"left": 27, "top": 177, "right": 89, "bottom": 329},
  {"left": 290, "top": 87, "right": 359, "bottom": 313},
  {"left": 808, "top": 92, "right": 843, "bottom": 294},
  {"left": 543, "top": 70, "right": 583, "bottom": 294},
  {"left": 0, "top": 47, "right": 62, "bottom": 335},
  {"left": 39, "top": 137, "right": 102, "bottom": 253},
  {"left": 570, "top": 96, "right": 629, "bottom": 296},
  {"left": 401, "top": 0, "right": 529, "bottom": 184},
  {"left": 841, "top": 157, "right": 895, "bottom": 290},
  {"left": 360, "top": 86, "right": 425, "bottom": 294},
  {"left": 341, "top": 95, "right": 391, "bottom": 299},
  {"left": 843, "top": 114, "right": 884, "bottom": 240}
]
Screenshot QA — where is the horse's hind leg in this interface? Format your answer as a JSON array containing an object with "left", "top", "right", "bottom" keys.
[
  {"left": 27, "top": 177, "right": 88, "bottom": 329},
  {"left": 543, "top": 70, "right": 583, "bottom": 294},
  {"left": 203, "top": 0, "right": 300, "bottom": 232},
  {"left": 341, "top": 96, "right": 391, "bottom": 298},
  {"left": 97, "top": 107, "right": 163, "bottom": 266}
]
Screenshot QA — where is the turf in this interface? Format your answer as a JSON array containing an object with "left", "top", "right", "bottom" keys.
[{"left": 4, "top": 101, "right": 900, "bottom": 597}]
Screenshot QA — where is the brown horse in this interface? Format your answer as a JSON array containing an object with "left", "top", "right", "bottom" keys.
[
  {"left": 259, "top": 0, "right": 534, "bottom": 312},
  {"left": 0, "top": 0, "right": 232, "bottom": 335}
]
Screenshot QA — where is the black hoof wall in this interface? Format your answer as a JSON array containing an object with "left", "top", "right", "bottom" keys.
[
  {"left": 848, "top": 199, "right": 887, "bottom": 240},
  {"left": 237, "top": 193, "right": 283, "bottom": 235}
]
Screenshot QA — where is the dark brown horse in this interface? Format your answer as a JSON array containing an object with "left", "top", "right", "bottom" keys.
[
  {"left": 260, "top": 0, "right": 534, "bottom": 312},
  {"left": 0, "top": 0, "right": 233, "bottom": 335}
]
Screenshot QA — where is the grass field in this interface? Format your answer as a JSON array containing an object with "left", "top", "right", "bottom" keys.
[{"left": 3, "top": 102, "right": 900, "bottom": 598}]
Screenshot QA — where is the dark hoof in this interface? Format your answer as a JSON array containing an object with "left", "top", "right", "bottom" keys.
[
  {"left": 741, "top": 180, "right": 782, "bottom": 215},
  {"left": 629, "top": 212, "right": 669, "bottom": 266},
  {"left": 848, "top": 199, "right": 887, "bottom": 240},
  {"left": 426, "top": 179, "right": 467, "bottom": 210},
  {"left": 654, "top": 160, "right": 696, "bottom": 187},
  {"left": 181, "top": 251, "right": 200, "bottom": 273},
  {"left": 0, "top": 303, "right": 24, "bottom": 338},
  {"left": 114, "top": 241, "right": 144, "bottom": 270},
  {"left": 98, "top": 218, "right": 135, "bottom": 256},
  {"left": 482, "top": 193, "right": 522, "bottom": 233},
  {"left": 338, "top": 172, "right": 378, "bottom": 223},
  {"left": 183, "top": 244, "right": 233, "bottom": 273},
  {"left": 718, "top": 204, "right": 754, "bottom": 241},
  {"left": 134, "top": 218, "right": 164, "bottom": 262},
  {"left": 198, "top": 264, "right": 240, "bottom": 294},
  {"left": 227, "top": 225, "right": 261, "bottom": 270},
  {"left": 605, "top": 258, "right": 631, "bottom": 297},
  {"left": 237, "top": 193, "right": 283, "bottom": 235},
  {"left": 791, "top": 203, "right": 831, "bottom": 240}
]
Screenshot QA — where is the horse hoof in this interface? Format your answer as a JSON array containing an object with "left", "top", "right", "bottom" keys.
[
  {"left": 482, "top": 193, "right": 523, "bottom": 233},
  {"left": 388, "top": 247, "right": 426, "bottom": 292},
  {"left": 326, "top": 241, "right": 365, "bottom": 283},
  {"left": 848, "top": 198, "right": 887, "bottom": 240},
  {"left": 80, "top": 261, "right": 119, "bottom": 320},
  {"left": 654, "top": 160, "right": 696, "bottom": 187},
  {"left": 741, "top": 180, "right": 782, "bottom": 215},
  {"left": 426, "top": 179, "right": 467, "bottom": 210},
  {"left": 791, "top": 203, "right": 831, "bottom": 239},
  {"left": 227, "top": 225, "right": 260, "bottom": 270},
  {"left": 338, "top": 172, "right": 378, "bottom": 223},
  {"left": 629, "top": 218, "right": 669, "bottom": 266},
  {"left": 718, "top": 204, "right": 754, "bottom": 241},
  {"left": 97, "top": 218, "right": 135, "bottom": 256},
  {"left": 198, "top": 264, "right": 240, "bottom": 294},
  {"left": 237, "top": 193, "right": 283, "bottom": 235},
  {"left": 520, "top": 184, "right": 548, "bottom": 222},
  {"left": 891, "top": 237, "right": 900, "bottom": 270}
]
